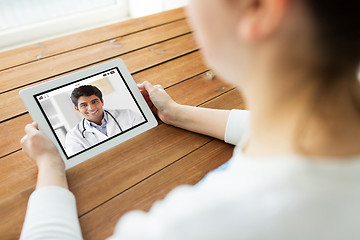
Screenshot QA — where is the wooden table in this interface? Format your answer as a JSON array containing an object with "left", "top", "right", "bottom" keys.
[{"left": 0, "top": 8, "right": 245, "bottom": 239}]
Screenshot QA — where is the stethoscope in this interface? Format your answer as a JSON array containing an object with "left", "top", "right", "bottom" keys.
[{"left": 81, "top": 110, "right": 122, "bottom": 138}]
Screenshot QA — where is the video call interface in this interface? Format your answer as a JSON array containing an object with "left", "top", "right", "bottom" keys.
[{"left": 34, "top": 67, "right": 147, "bottom": 159}]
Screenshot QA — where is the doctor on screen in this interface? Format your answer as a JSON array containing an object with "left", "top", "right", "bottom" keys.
[{"left": 65, "top": 85, "right": 144, "bottom": 156}]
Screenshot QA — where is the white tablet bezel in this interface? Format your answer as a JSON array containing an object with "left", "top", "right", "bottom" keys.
[{"left": 20, "top": 58, "right": 158, "bottom": 169}]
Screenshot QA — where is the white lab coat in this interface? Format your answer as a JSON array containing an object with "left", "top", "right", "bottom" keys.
[{"left": 65, "top": 109, "right": 144, "bottom": 156}]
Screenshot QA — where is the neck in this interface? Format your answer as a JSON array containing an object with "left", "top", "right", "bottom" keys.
[
  {"left": 91, "top": 112, "right": 104, "bottom": 126},
  {"left": 242, "top": 71, "right": 360, "bottom": 159}
]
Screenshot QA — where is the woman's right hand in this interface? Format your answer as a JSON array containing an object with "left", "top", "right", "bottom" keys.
[
  {"left": 137, "top": 81, "right": 179, "bottom": 125},
  {"left": 138, "top": 81, "right": 230, "bottom": 141}
]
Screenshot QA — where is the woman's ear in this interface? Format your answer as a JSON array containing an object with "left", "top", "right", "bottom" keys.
[{"left": 236, "top": 0, "right": 288, "bottom": 42}]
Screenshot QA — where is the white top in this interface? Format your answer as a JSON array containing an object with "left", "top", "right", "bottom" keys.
[
  {"left": 65, "top": 109, "right": 144, "bottom": 156},
  {"left": 20, "top": 109, "right": 360, "bottom": 240}
]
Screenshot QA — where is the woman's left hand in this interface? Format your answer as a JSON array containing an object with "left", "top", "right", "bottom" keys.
[{"left": 21, "top": 122, "right": 68, "bottom": 189}]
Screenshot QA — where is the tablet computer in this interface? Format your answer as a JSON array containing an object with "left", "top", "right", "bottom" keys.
[{"left": 20, "top": 58, "right": 158, "bottom": 169}]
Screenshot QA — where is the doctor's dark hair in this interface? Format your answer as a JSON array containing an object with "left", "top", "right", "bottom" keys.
[{"left": 70, "top": 85, "right": 103, "bottom": 107}]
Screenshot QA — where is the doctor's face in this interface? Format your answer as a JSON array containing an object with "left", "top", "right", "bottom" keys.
[{"left": 75, "top": 95, "right": 104, "bottom": 124}]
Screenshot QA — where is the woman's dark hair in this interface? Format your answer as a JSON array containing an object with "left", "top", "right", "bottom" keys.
[
  {"left": 70, "top": 85, "right": 103, "bottom": 107},
  {"left": 304, "top": 0, "right": 360, "bottom": 77},
  {"left": 295, "top": 1, "right": 360, "bottom": 153}
]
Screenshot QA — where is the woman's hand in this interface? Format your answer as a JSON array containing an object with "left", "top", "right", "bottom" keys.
[
  {"left": 21, "top": 122, "right": 68, "bottom": 189},
  {"left": 137, "top": 81, "right": 179, "bottom": 124},
  {"left": 21, "top": 122, "right": 64, "bottom": 169},
  {"left": 138, "top": 81, "right": 230, "bottom": 141}
]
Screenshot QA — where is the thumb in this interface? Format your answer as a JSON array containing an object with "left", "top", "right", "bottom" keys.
[
  {"left": 142, "top": 81, "right": 156, "bottom": 93},
  {"left": 153, "top": 84, "right": 164, "bottom": 90},
  {"left": 25, "top": 122, "right": 39, "bottom": 135}
]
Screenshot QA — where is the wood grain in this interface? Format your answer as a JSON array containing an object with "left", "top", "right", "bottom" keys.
[
  {"left": 0, "top": 187, "right": 34, "bottom": 240},
  {"left": 0, "top": 114, "right": 32, "bottom": 158},
  {"left": 0, "top": 8, "right": 186, "bottom": 71},
  {"left": 0, "top": 19, "right": 191, "bottom": 94},
  {"left": 202, "top": 88, "right": 247, "bottom": 110},
  {"left": 79, "top": 140, "right": 234, "bottom": 240},
  {"left": 0, "top": 33, "right": 198, "bottom": 123},
  {"left": 133, "top": 51, "right": 207, "bottom": 85}
]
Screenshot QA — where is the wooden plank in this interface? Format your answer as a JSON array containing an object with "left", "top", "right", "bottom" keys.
[
  {"left": 0, "top": 150, "right": 37, "bottom": 202},
  {"left": 0, "top": 51, "right": 209, "bottom": 158},
  {"left": 0, "top": 8, "right": 186, "bottom": 71},
  {"left": 121, "top": 34, "right": 198, "bottom": 74},
  {"left": 0, "top": 71, "right": 233, "bottom": 198},
  {"left": 79, "top": 140, "right": 234, "bottom": 240},
  {"left": 0, "top": 33, "right": 198, "bottom": 122},
  {"left": 165, "top": 73, "right": 234, "bottom": 106},
  {"left": 0, "top": 114, "right": 32, "bottom": 157},
  {"left": 201, "top": 88, "right": 247, "bottom": 110},
  {"left": 133, "top": 51, "right": 207, "bottom": 85},
  {"left": 0, "top": 187, "right": 33, "bottom": 240},
  {"left": 0, "top": 19, "right": 192, "bottom": 94}
]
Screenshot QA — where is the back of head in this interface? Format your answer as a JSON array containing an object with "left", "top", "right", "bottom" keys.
[
  {"left": 304, "top": 0, "right": 360, "bottom": 78},
  {"left": 70, "top": 85, "right": 103, "bottom": 107}
]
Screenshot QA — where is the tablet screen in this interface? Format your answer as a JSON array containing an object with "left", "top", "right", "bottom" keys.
[{"left": 34, "top": 67, "right": 147, "bottom": 159}]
